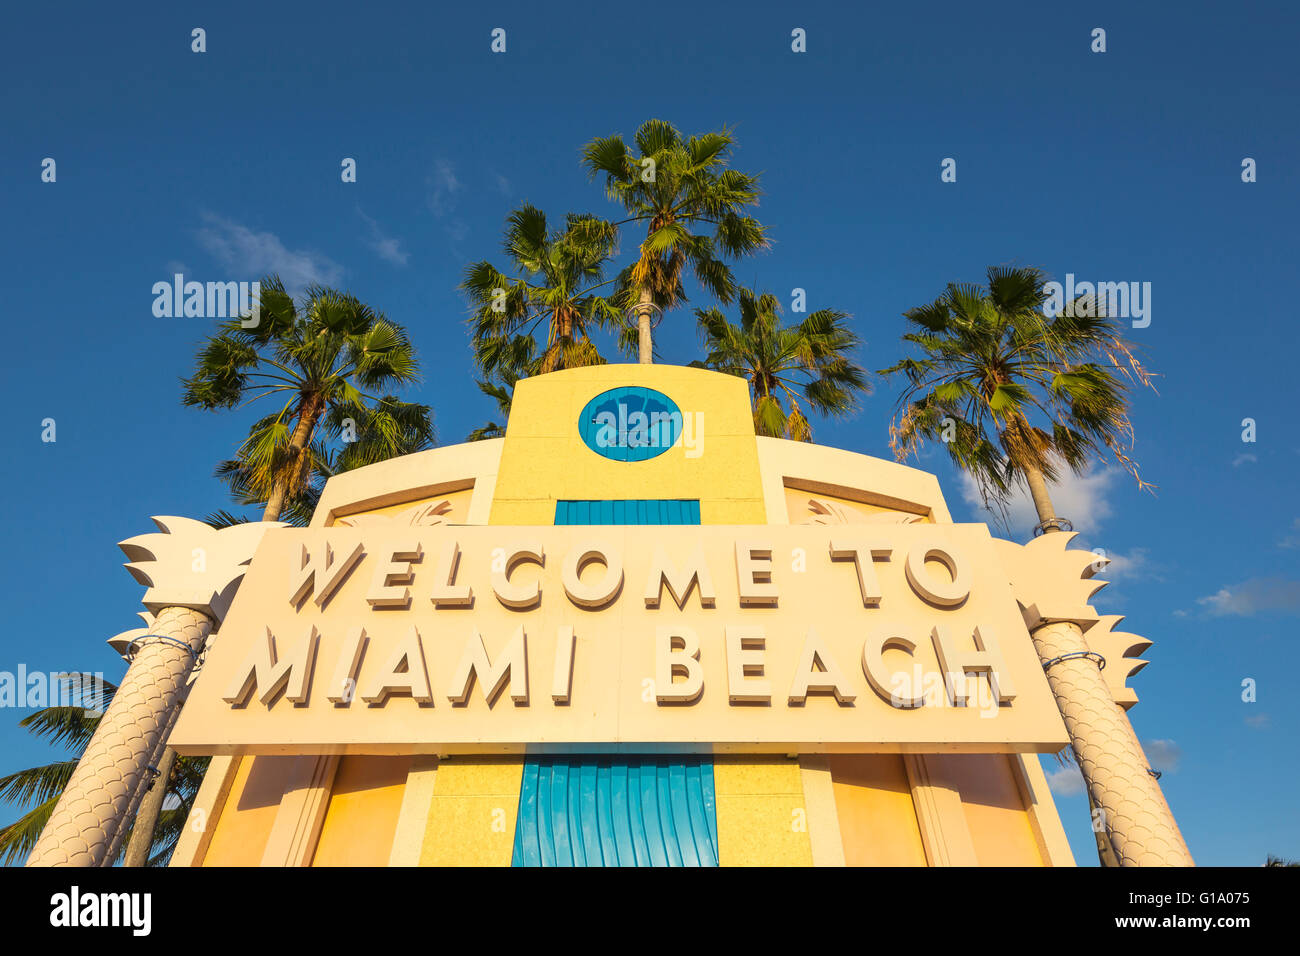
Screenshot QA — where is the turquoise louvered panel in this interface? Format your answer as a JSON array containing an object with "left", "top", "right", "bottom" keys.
[
  {"left": 554, "top": 499, "right": 700, "bottom": 525},
  {"left": 511, "top": 757, "right": 719, "bottom": 867}
]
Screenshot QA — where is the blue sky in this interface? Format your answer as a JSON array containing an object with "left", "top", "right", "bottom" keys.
[{"left": 1, "top": 1, "right": 1296, "bottom": 866}]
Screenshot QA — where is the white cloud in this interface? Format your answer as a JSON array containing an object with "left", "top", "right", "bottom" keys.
[
  {"left": 1195, "top": 578, "right": 1300, "bottom": 617},
  {"left": 1278, "top": 518, "right": 1300, "bottom": 550},
  {"left": 424, "top": 160, "right": 469, "bottom": 244},
  {"left": 959, "top": 466, "right": 1117, "bottom": 538},
  {"left": 1245, "top": 713, "right": 1271, "bottom": 729},
  {"left": 1142, "top": 739, "right": 1182, "bottom": 774},
  {"left": 444, "top": 218, "right": 469, "bottom": 242},
  {"left": 428, "top": 159, "right": 461, "bottom": 217},
  {"left": 1232, "top": 452, "right": 1257, "bottom": 467},
  {"left": 356, "top": 208, "right": 409, "bottom": 266},
  {"left": 1044, "top": 763, "right": 1086, "bottom": 797},
  {"left": 196, "top": 213, "right": 342, "bottom": 294},
  {"left": 1097, "top": 546, "right": 1150, "bottom": 579},
  {"left": 493, "top": 172, "right": 511, "bottom": 196}
]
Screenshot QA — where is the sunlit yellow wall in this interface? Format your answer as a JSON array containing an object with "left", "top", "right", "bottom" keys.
[
  {"left": 714, "top": 756, "right": 814, "bottom": 866},
  {"left": 830, "top": 755, "right": 928, "bottom": 866},
  {"left": 310, "top": 755, "right": 410, "bottom": 866},
  {"left": 930, "top": 754, "right": 1046, "bottom": 866},
  {"left": 202, "top": 756, "right": 293, "bottom": 866},
  {"left": 489, "top": 365, "right": 767, "bottom": 526},
  {"left": 418, "top": 758, "right": 523, "bottom": 866}
]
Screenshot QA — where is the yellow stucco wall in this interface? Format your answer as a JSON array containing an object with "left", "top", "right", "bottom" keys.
[
  {"left": 418, "top": 758, "right": 523, "bottom": 866},
  {"left": 929, "top": 753, "right": 1047, "bottom": 866},
  {"left": 488, "top": 364, "right": 767, "bottom": 526},
  {"left": 714, "top": 756, "right": 814, "bottom": 866},
  {"left": 311, "top": 755, "right": 410, "bottom": 866},
  {"left": 830, "top": 755, "right": 929, "bottom": 866},
  {"left": 202, "top": 755, "right": 293, "bottom": 866}
]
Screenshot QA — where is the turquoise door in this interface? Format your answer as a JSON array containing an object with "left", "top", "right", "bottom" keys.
[{"left": 511, "top": 499, "right": 718, "bottom": 866}]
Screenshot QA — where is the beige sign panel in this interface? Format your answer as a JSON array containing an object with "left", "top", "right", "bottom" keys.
[{"left": 170, "top": 524, "right": 1069, "bottom": 755}]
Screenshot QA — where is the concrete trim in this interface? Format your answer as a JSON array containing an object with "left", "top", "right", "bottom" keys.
[
  {"left": 904, "top": 754, "right": 978, "bottom": 866},
  {"left": 798, "top": 755, "right": 846, "bottom": 867},
  {"left": 1012, "top": 754, "right": 1077, "bottom": 867},
  {"left": 169, "top": 754, "right": 240, "bottom": 867},
  {"left": 387, "top": 755, "right": 440, "bottom": 866},
  {"left": 312, "top": 440, "right": 504, "bottom": 528},
  {"left": 260, "top": 754, "right": 340, "bottom": 866},
  {"left": 755, "top": 437, "right": 953, "bottom": 525}
]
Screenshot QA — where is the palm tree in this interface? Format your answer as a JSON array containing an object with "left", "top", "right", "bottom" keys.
[
  {"left": 582, "top": 120, "right": 769, "bottom": 363},
  {"left": 0, "top": 674, "right": 205, "bottom": 866},
  {"left": 182, "top": 277, "right": 432, "bottom": 522},
  {"left": 880, "top": 264, "right": 1175, "bottom": 868},
  {"left": 465, "top": 334, "right": 535, "bottom": 442},
  {"left": 211, "top": 450, "right": 321, "bottom": 527},
  {"left": 213, "top": 397, "right": 435, "bottom": 525},
  {"left": 693, "top": 289, "right": 868, "bottom": 440},
  {"left": 880, "top": 265, "right": 1154, "bottom": 530},
  {"left": 466, "top": 379, "right": 517, "bottom": 442},
  {"left": 462, "top": 205, "right": 623, "bottom": 376}
]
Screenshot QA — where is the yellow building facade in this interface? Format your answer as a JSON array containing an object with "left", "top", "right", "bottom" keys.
[{"left": 164, "top": 364, "right": 1092, "bottom": 867}]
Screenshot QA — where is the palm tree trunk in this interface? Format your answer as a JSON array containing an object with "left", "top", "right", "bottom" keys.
[
  {"left": 1020, "top": 462, "right": 1192, "bottom": 866},
  {"left": 121, "top": 746, "right": 176, "bottom": 867},
  {"left": 262, "top": 394, "right": 323, "bottom": 522},
  {"left": 1022, "top": 465, "right": 1059, "bottom": 531},
  {"left": 263, "top": 483, "right": 288, "bottom": 523},
  {"left": 636, "top": 288, "right": 654, "bottom": 365},
  {"left": 27, "top": 607, "right": 213, "bottom": 866}
]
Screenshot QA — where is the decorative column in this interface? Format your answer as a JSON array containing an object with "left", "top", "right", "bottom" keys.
[
  {"left": 27, "top": 517, "right": 281, "bottom": 867},
  {"left": 996, "top": 533, "right": 1194, "bottom": 866}
]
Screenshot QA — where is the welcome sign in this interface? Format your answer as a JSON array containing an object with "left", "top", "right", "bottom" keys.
[{"left": 169, "top": 523, "right": 1069, "bottom": 755}]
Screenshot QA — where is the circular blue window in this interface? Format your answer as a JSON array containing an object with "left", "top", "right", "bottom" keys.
[{"left": 578, "top": 386, "right": 683, "bottom": 462}]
